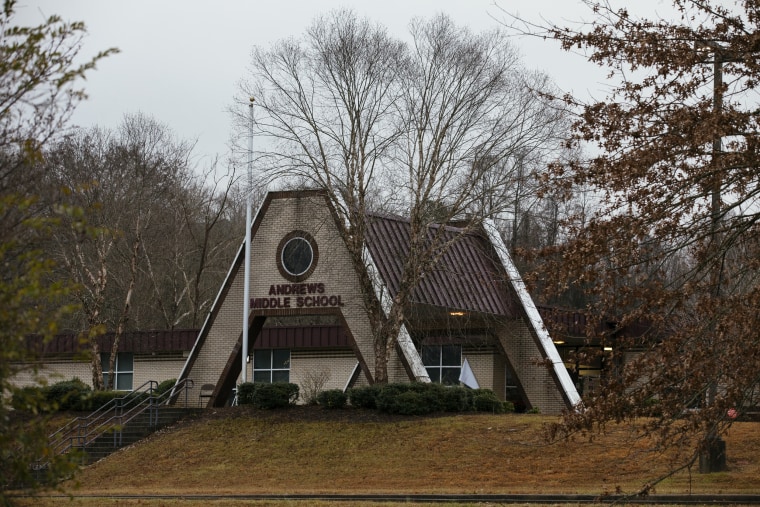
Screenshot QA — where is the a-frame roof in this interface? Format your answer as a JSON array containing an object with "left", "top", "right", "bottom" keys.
[
  {"left": 365, "top": 213, "right": 517, "bottom": 317},
  {"left": 176, "top": 189, "right": 580, "bottom": 410}
]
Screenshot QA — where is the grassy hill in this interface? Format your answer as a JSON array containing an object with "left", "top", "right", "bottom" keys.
[{"left": 22, "top": 406, "right": 760, "bottom": 505}]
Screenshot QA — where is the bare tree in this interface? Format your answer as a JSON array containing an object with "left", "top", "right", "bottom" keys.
[
  {"left": 237, "top": 10, "right": 568, "bottom": 382},
  {"left": 44, "top": 114, "right": 194, "bottom": 389},
  {"left": 497, "top": 0, "right": 760, "bottom": 485},
  {"left": 142, "top": 159, "right": 240, "bottom": 328}
]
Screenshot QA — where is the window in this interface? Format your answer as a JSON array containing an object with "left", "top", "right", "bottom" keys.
[
  {"left": 422, "top": 345, "right": 461, "bottom": 385},
  {"left": 276, "top": 231, "right": 318, "bottom": 282},
  {"left": 505, "top": 365, "right": 520, "bottom": 403},
  {"left": 253, "top": 349, "right": 291, "bottom": 383},
  {"left": 101, "top": 352, "right": 134, "bottom": 390},
  {"left": 281, "top": 237, "right": 313, "bottom": 276}
]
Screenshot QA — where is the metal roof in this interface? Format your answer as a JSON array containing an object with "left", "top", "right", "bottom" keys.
[
  {"left": 26, "top": 329, "right": 199, "bottom": 355},
  {"left": 255, "top": 325, "right": 350, "bottom": 349},
  {"left": 365, "top": 213, "right": 516, "bottom": 317}
]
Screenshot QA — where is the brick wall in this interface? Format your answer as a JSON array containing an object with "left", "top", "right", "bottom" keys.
[
  {"left": 496, "top": 318, "right": 566, "bottom": 414},
  {"left": 12, "top": 359, "right": 91, "bottom": 388},
  {"left": 464, "top": 347, "right": 497, "bottom": 396},
  {"left": 290, "top": 349, "right": 359, "bottom": 400},
  {"left": 182, "top": 193, "right": 393, "bottom": 402},
  {"left": 177, "top": 191, "right": 571, "bottom": 413},
  {"left": 12, "top": 355, "right": 187, "bottom": 390}
]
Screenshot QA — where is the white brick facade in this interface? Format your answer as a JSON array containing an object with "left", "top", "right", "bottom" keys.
[
  {"left": 175, "top": 190, "right": 576, "bottom": 414},
  {"left": 495, "top": 319, "right": 567, "bottom": 413},
  {"left": 12, "top": 355, "right": 187, "bottom": 390}
]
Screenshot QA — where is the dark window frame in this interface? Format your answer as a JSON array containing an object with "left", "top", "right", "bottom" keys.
[
  {"left": 421, "top": 344, "right": 461, "bottom": 385},
  {"left": 101, "top": 352, "right": 134, "bottom": 391},
  {"left": 253, "top": 348, "right": 291, "bottom": 383}
]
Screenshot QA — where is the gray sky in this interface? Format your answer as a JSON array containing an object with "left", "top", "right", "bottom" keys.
[{"left": 17, "top": 1, "right": 619, "bottom": 167}]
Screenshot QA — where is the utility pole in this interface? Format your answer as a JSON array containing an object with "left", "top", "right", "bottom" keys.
[{"left": 694, "top": 39, "right": 734, "bottom": 474}]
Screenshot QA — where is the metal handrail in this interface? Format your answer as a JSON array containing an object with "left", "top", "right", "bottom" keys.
[
  {"left": 49, "top": 379, "right": 157, "bottom": 454},
  {"left": 169, "top": 378, "right": 194, "bottom": 407},
  {"left": 49, "top": 378, "right": 194, "bottom": 456}
]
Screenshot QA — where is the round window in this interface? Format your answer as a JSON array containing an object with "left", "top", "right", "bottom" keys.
[
  {"left": 276, "top": 231, "right": 318, "bottom": 282},
  {"left": 281, "top": 237, "right": 313, "bottom": 276}
]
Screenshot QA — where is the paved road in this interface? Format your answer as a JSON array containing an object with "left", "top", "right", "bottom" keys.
[{"left": 15, "top": 493, "right": 760, "bottom": 504}]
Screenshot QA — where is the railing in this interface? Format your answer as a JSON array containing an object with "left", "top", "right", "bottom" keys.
[{"left": 49, "top": 378, "right": 194, "bottom": 456}]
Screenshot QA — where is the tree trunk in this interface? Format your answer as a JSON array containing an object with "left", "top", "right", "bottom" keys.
[
  {"left": 90, "top": 340, "right": 104, "bottom": 391},
  {"left": 108, "top": 233, "right": 141, "bottom": 390}
]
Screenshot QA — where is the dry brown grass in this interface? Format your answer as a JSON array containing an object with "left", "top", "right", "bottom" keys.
[{"left": 47, "top": 406, "right": 760, "bottom": 498}]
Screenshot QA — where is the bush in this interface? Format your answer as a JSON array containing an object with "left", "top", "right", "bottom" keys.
[
  {"left": 347, "top": 385, "right": 381, "bottom": 409},
  {"left": 316, "top": 389, "right": 347, "bottom": 409},
  {"left": 376, "top": 383, "right": 443, "bottom": 415},
  {"left": 237, "top": 382, "right": 299, "bottom": 409},
  {"left": 441, "top": 386, "right": 473, "bottom": 412},
  {"left": 472, "top": 389, "right": 507, "bottom": 414},
  {"left": 154, "top": 378, "right": 176, "bottom": 397},
  {"left": 10, "top": 379, "right": 133, "bottom": 413},
  {"left": 353, "top": 383, "right": 515, "bottom": 416},
  {"left": 46, "top": 378, "right": 92, "bottom": 411},
  {"left": 84, "top": 390, "right": 125, "bottom": 411},
  {"left": 236, "top": 382, "right": 256, "bottom": 404},
  {"left": 375, "top": 383, "right": 413, "bottom": 413},
  {"left": 395, "top": 391, "right": 430, "bottom": 415},
  {"left": 413, "top": 382, "right": 444, "bottom": 413}
]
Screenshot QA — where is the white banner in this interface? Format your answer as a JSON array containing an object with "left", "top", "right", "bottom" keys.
[{"left": 458, "top": 357, "right": 479, "bottom": 389}]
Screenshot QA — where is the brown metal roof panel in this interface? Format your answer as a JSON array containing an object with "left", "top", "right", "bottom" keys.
[
  {"left": 254, "top": 326, "right": 350, "bottom": 349},
  {"left": 375, "top": 215, "right": 409, "bottom": 295},
  {"left": 450, "top": 234, "right": 502, "bottom": 313},
  {"left": 365, "top": 213, "right": 516, "bottom": 316},
  {"left": 24, "top": 329, "right": 199, "bottom": 356},
  {"left": 294, "top": 332, "right": 306, "bottom": 348},
  {"left": 373, "top": 217, "right": 405, "bottom": 296},
  {"left": 421, "top": 229, "right": 509, "bottom": 315},
  {"left": 468, "top": 236, "right": 509, "bottom": 312},
  {"left": 446, "top": 235, "right": 484, "bottom": 309}
]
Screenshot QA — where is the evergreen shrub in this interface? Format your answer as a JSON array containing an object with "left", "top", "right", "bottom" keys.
[
  {"left": 376, "top": 383, "right": 442, "bottom": 415},
  {"left": 46, "top": 378, "right": 91, "bottom": 411},
  {"left": 84, "top": 390, "right": 124, "bottom": 411},
  {"left": 441, "top": 385, "right": 473, "bottom": 412},
  {"left": 316, "top": 389, "right": 347, "bottom": 409},
  {"left": 473, "top": 389, "right": 510, "bottom": 413},
  {"left": 237, "top": 382, "right": 299, "bottom": 409},
  {"left": 375, "top": 383, "right": 413, "bottom": 413},
  {"left": 11, "top": 378, "right": 168, "bottom": 413},
  {"left": 347, "top": 384, "right": 381, "bottom": 408},
  {"left": 154, "top": 378, "right": 176, "bottom": 397},
  {"left": 395, "top": 391, "right": 436, "bottom": 415},
  {"left": 414, "top": 382, "right": 444, "bottom": 413},
  {"left": 11, "top": 386, "right": 48, "bottom": 412}
]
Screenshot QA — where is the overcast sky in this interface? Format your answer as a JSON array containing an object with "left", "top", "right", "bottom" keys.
[{"left": 16, "top": 1, "right": 633, "bottom": 167}]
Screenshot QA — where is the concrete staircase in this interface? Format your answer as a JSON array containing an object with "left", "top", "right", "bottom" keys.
[
  {"left": 80, "top": 406, "right": 199, "bottom": 464},
  {"left": 49, "top": 379, "right": 200, "bottom": 466}
]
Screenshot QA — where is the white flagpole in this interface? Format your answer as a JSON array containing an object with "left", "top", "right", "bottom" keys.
[{"left": 242, "top": 97, "right": 254, "bottom": 383}]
